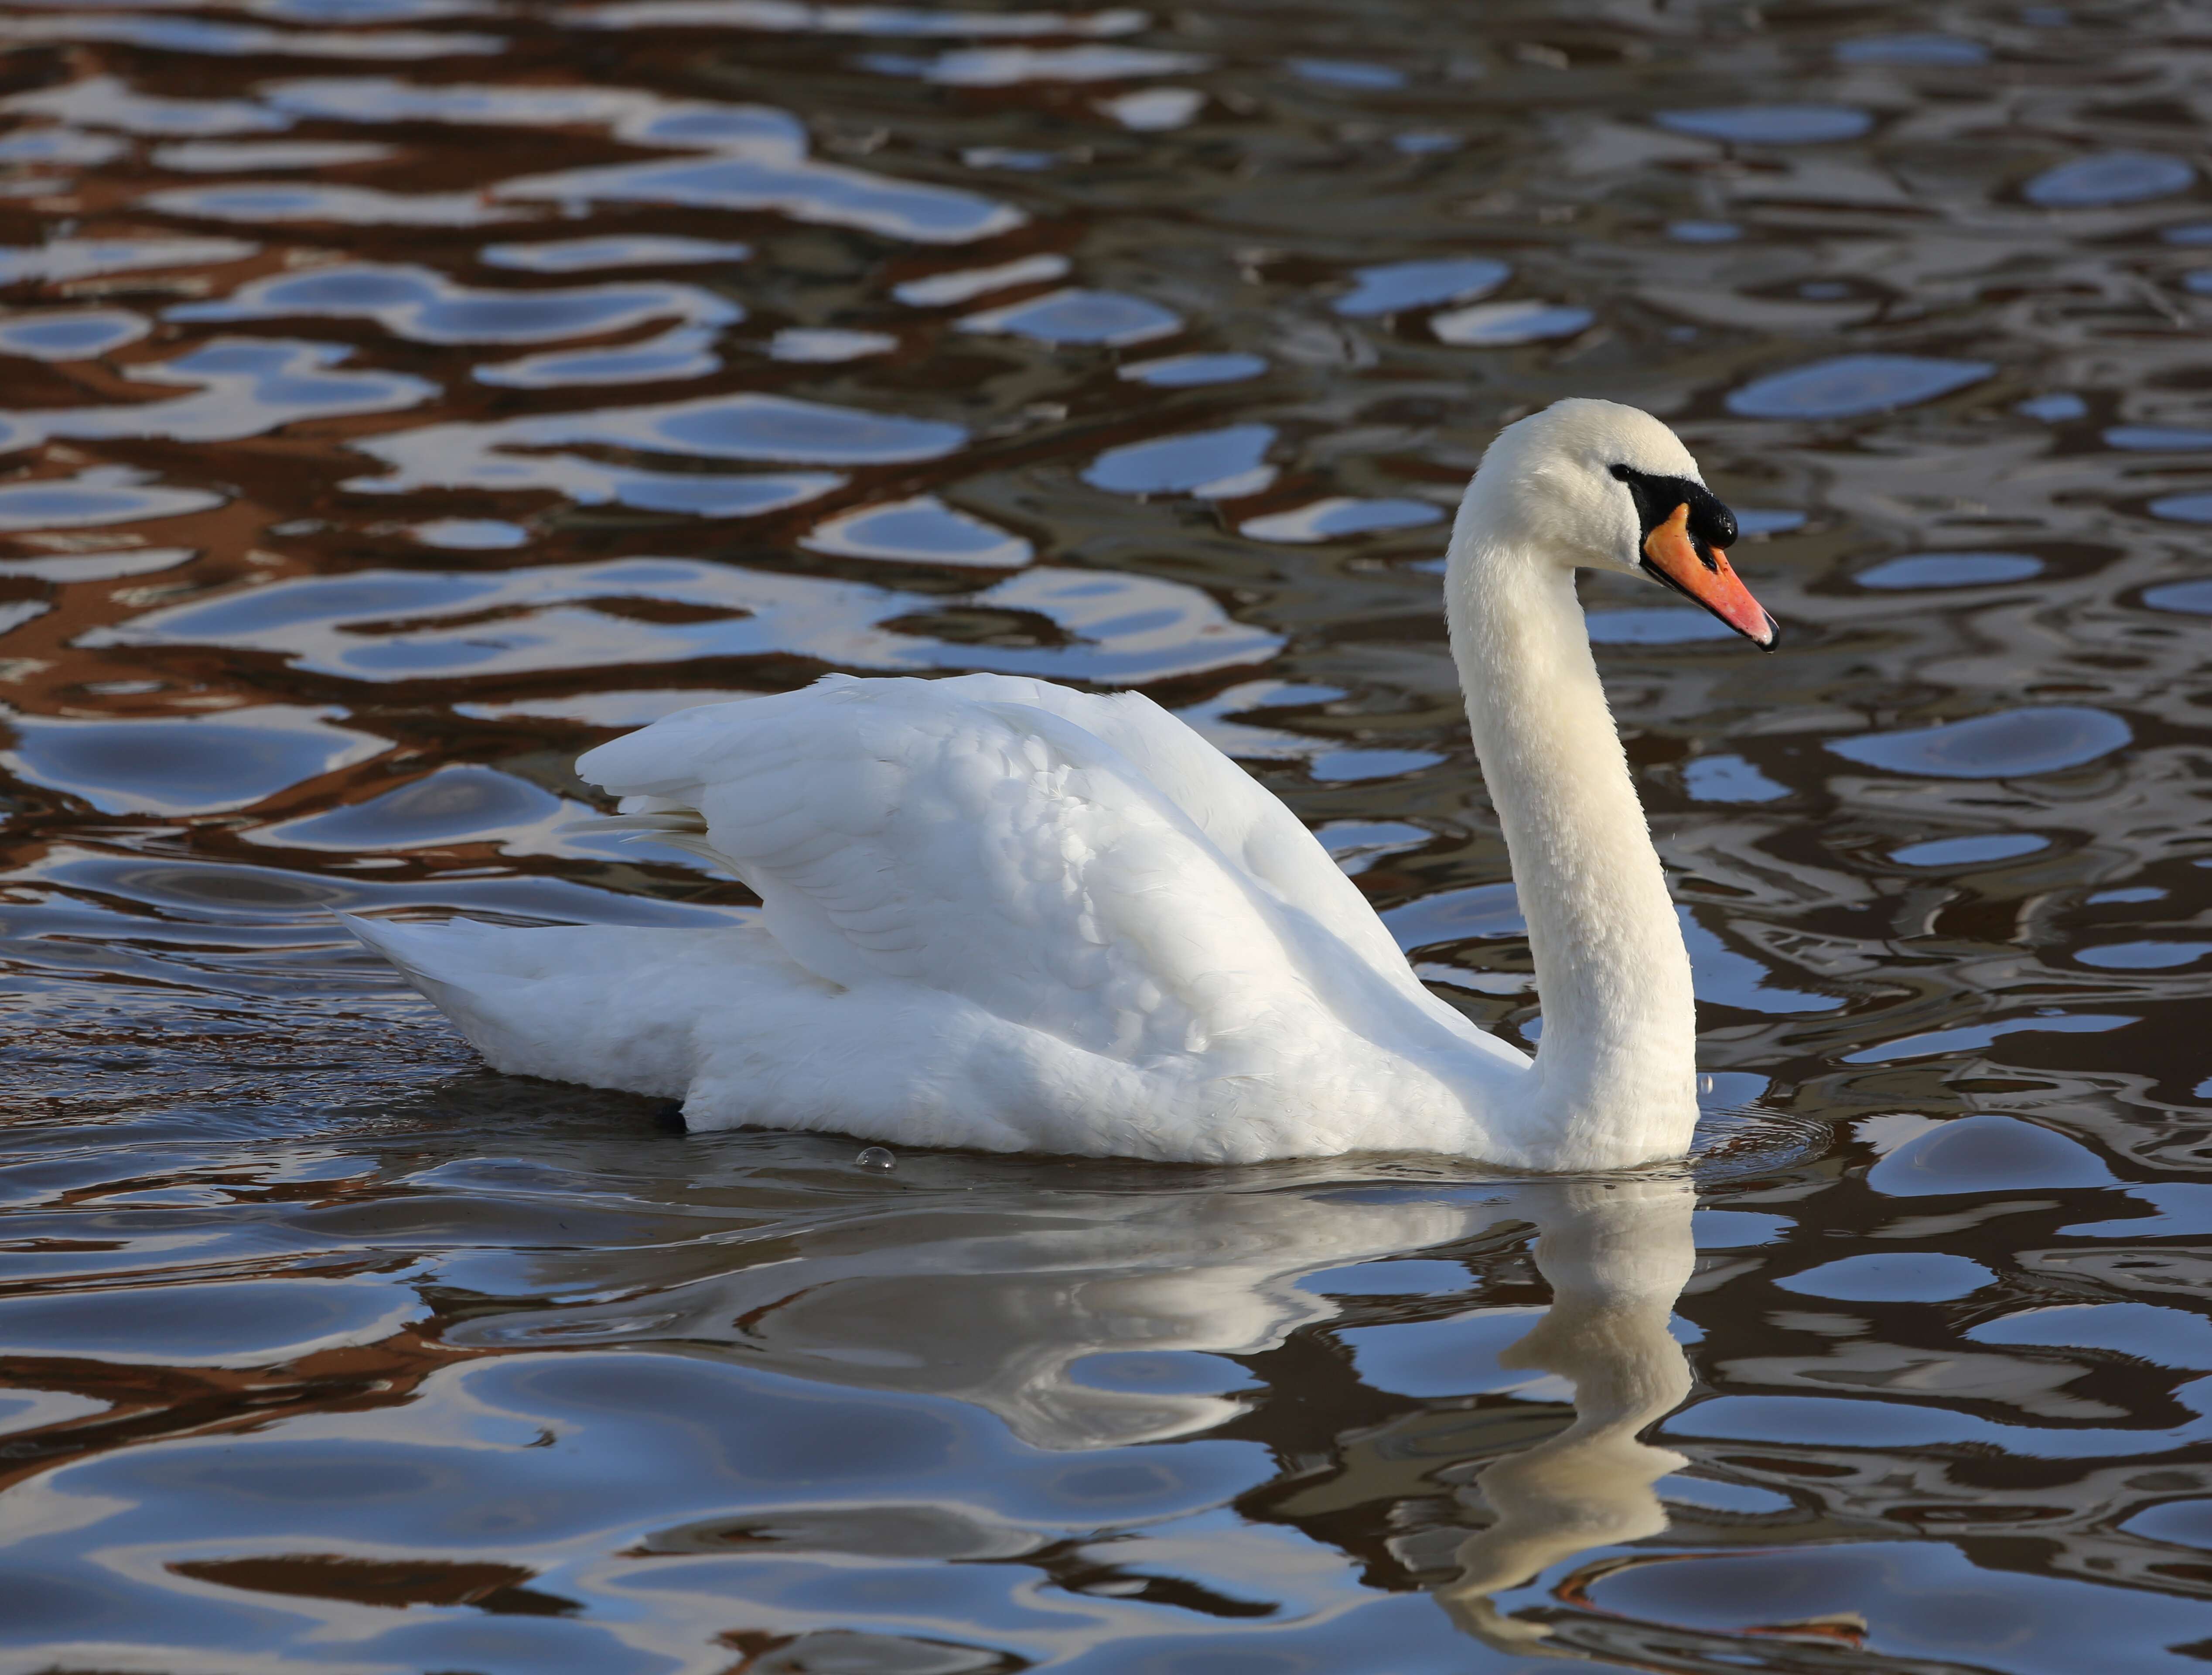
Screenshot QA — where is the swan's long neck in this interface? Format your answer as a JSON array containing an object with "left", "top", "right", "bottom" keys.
[{"left": 1444, "top": 485, "right": 1698, "bottom": 1167}]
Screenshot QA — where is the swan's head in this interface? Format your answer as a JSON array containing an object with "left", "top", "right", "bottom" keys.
[{"left": 1470, "top": 397, "right": 1775, "bottom": 648}]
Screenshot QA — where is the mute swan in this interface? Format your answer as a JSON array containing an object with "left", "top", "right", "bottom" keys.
[{"left": 346, "top": 398, "right": 1772, "bottom": 1168}]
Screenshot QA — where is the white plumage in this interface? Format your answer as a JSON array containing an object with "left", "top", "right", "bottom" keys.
[{"left": 348, "top": 398, "right": 1771, "bottom": 1168}]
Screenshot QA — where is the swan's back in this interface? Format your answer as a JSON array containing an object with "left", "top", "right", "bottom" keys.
[
  {"left": 577, "top": 674, "right": 1475, "bottom": 1059},
  {"left": 355, "top": 672, "right": 1525, "bottom": 1160}
]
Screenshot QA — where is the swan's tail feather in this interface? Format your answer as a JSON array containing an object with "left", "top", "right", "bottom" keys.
[
  {"left": 340, "top": 911, "right": 538, "bottom": 1072},
  {"left": 339, "top": 910, "right": 449, "bottom": 985},
  {"left": 338, "top": 913, "right": 779, "bottom": 1099},
  {"left": 338, "top": 913, "right": 548, "bottom": 1058},
  {"left": 341, "top": 911, "right": 543, "bottom": 986}
]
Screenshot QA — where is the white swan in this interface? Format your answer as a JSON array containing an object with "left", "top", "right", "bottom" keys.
[{"left": 346, "top": 398, "right": 1772, "bottom": 1168}]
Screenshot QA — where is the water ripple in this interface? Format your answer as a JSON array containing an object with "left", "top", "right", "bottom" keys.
[
  {"left": 92, "top": 557, "right": 1279, "bottom": 683},
  {"left": 10, "top": 6, "right": 2212, "bottom": 1668},
  {"left": 1, "top": 339, "right": 434, "bottom": 448},
  {"left": 171, "top": 261, "right": 741, "bottom": 345}
]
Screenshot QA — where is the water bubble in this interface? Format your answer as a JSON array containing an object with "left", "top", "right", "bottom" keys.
[
  {"left": 855, "top": 1145, "right": 896, "bottom": 1172},
  {"left": 1697, "top": 1072, "right": 1771, "bottom": 1109}
]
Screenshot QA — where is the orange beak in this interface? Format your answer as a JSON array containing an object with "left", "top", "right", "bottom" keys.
[{"left": 1641, "top": 502, "right": 1776, "bottom": 648}]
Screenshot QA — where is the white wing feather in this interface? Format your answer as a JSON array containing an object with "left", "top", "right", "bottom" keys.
[
  {"left": 576, "top": 675, "right": 1369, "bottom": 1063},
  {"left": 925, "top": 675, "right": 1427, "bottom": 988}
]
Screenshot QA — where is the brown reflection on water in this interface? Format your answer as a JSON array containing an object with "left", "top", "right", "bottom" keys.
[{"left": 8, "top": 0, "right": 2212, "bottom": 1670}]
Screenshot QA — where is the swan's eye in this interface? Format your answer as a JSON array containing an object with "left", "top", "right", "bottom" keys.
[{"left": 1608, "top": 464, "right": 1738, "bottom": 563}]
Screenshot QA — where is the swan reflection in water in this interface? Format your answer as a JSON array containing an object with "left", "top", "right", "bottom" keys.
[
  {"left": 1425, "top": 1178, "right": 1693, "bottom": 1652},
  {"left": 464, "top": 1156, "right": 1696, "bottom": 1647}
]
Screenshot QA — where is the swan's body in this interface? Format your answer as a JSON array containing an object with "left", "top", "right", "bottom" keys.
[{"left": 348, "top": 399, "right": 1772, "bottom": 1168}]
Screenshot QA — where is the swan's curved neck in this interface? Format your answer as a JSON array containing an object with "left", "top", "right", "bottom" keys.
[{"left": 1444, "top": 484, "right": 1698, "bottom": 1167}]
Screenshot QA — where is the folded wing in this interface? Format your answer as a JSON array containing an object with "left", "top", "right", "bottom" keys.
[{"left": 576, "top": 674, "right": 1379, "bottom": 1065}]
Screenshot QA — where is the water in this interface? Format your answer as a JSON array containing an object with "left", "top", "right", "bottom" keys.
[{"left": 5, "top": 1, "right": 2212, "bottom": 1669}]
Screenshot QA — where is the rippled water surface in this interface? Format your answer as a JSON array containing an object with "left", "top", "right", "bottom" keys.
[{"left": 8, "top": 2, "right": 2212, "bottom": 1670}]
